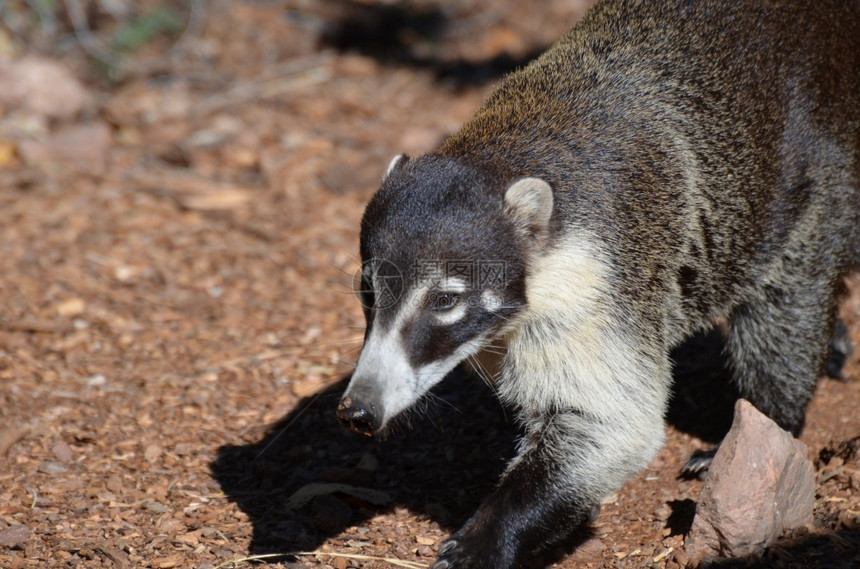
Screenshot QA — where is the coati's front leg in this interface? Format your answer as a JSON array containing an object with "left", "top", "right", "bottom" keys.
[
  {"left": 430, "top": 414, "right": 594, "bottom": 568},
  {"left": 432, "top": 406, "right": 665, "bottom": 568},
  {"left": 433, "top": 324, "right": 670, "bottom": 568}
]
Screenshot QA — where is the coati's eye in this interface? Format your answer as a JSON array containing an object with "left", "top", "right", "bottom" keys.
[{"left": 427, "top": 292, "right": 461, "bottom": 311}]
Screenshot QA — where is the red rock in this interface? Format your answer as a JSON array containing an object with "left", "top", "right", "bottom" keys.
[{"left": 685, "top": 399, "right": 815, "bottom": 565}]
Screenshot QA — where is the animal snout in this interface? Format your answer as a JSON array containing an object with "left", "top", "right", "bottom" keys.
[{"left": 337, "top": 396, "right": 380, "bottom": 436}]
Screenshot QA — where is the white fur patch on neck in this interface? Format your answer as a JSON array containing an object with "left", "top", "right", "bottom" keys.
[
  {"left": 499, "top": 232, "right": 668, "bottom": 421},
  {"left": 497, "top": 231, "right": 670, "bottom": 498}
]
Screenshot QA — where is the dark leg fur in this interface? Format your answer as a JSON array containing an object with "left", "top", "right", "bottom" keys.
[
  {"left": 682, "top": 307, "right": 847, "bottom": 477},
  {"left": 725, "top": 259, "right": 838, "bottom": 435},
  {"left": 431, "top": 414, "right": 595, "bottom": 569},
  {"left": 826, "top": 318, "right": 853, "bottom": 381},
  {"left": 431, "top": 410, "right": 658, "bottom": 569},
  {"left": 430, "top": 449, "right": 594, "bottom": 569}
]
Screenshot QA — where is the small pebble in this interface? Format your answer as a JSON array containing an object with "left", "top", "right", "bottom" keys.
[
  {"left": 672, "top": 547, "right": 689, "bottom": 567},
  {"left": 51, "top": 440, "right": 74, "bottom": 464},
  {"left": 87, "top": 374, "right": 106, "bottom": 387},
  {"left": 143, "top": 500, "right": 168, "bottom": 513},
  {"left": 578, "top": 537, "right": 605, "bottom": 554},
  {"left": 37, "top": 460, "right": 67, "bottom": 474},
  {"left": 653, "top": 502, "right": 672, "bottom": 522},
  {"left": 0, "top": 524, "right": 30, "bottom": 548},
  {"left": 106, "top": 474, "right": 122, "bottom": 493}
]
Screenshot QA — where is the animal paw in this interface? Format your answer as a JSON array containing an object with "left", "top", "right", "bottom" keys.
[
  {"left": 430, "top": 539, "right": 460, "bottom": 569},
  {"left": 430, "top": 538, "right": 490, "bottom": 569},
  {"left": 681, "top": 446, "right": 719, "bottom": 478}
]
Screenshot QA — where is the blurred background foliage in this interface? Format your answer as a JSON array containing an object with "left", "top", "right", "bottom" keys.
[{"left": 0, "top": 0, "right": 201, "bottom": 79}]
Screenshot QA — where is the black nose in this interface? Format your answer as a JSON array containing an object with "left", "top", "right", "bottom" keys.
[{"left": 337, "top": 397, "right": 378, "bottom": 436}]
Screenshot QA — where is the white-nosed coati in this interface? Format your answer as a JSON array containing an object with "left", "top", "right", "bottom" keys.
[{"left": 336, "top": 1, "right": 859, "bottom": 567}]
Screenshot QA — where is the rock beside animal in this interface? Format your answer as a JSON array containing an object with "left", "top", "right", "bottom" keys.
[{"left": 685, "top": 399, "right": 815, "bottom": 566}]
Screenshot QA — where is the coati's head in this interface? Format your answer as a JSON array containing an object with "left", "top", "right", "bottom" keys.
[{"left": 337, "top": 153, "right": 553, "bottom": 435}]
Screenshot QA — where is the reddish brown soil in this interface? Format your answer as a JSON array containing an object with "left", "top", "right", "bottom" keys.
[{"left": 0, "top": 2, "right": 857, "bottom": 568}]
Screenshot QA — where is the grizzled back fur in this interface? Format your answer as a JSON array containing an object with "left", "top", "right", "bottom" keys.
[{"left": 440, "top": 0, "right": 859, "bottom": 290}]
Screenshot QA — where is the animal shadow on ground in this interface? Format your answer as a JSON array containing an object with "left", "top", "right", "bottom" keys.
[
  {"left": 315, "top": 1, "right": 548, "bottom": 87},
  {"left": 211, "top": 367, "right": 522, "bottom": 560},
  {"left": 211, "top": 327, "right": 743, "bottom": 563}
]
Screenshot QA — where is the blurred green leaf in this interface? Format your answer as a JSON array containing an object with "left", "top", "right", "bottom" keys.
[
  {"left": 110, "top": 5, "right": 184, "bottom": 53},
  {"left": 32, "top": 0, "right": 57, "bottom": 12}
]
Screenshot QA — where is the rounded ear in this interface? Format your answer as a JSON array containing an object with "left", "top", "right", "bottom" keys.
[
  {"left": 504, "top": 177, "right": 553, "bottom": 244},
  {"left": 383, "top": 154, "right": 409, "bottom": 180}
]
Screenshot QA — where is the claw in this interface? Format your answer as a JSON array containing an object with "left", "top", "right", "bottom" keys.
[
  {"left": 826, "top": 319, "right": 852, "bottom": 381},
  {"left": 430, "top": 561, "right": 451, "bottom": 569},
  {"left": 437, "top": 539, "right": 459, "bottom": 555},
  {"left": 681, "top": 447, "right": 719, "bottom": 478}
]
